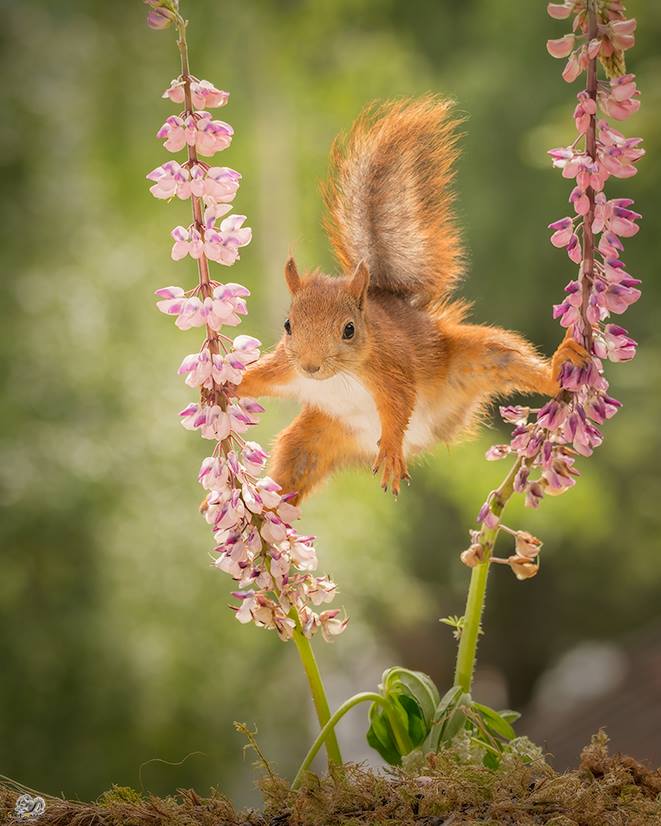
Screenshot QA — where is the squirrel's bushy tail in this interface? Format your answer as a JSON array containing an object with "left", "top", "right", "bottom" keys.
[{"left": 322, "top": 95, "right": 464, "bottom": 307}]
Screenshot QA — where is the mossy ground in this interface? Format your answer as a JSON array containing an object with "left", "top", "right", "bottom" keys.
[{"left": 3, "top": 735, "right": 661, "bottom": 825}]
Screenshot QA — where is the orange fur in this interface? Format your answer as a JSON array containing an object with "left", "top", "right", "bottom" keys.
[{"left": 241, "top": 100, "right": 587, "bottom": 501}]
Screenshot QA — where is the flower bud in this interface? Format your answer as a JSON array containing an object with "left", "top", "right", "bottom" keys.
[
  {"left": 146, "top": 7, "right": 175, "bottom": 29},
  {"left": 460, "top": 544, "right": 484, "bottom": 568},
  {"left": 514, "top": 531, "right": 543, "bottom": 559},
  {"left": 508, "top": 555, "right": 539, "bottom": 581}
]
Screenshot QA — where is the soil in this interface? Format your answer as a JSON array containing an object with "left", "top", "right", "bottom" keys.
[{"left": 2, "top": 734, "right": 660, "bottom": 825}]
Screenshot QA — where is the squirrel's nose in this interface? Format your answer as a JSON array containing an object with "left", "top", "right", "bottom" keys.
[{"left": 302, "top": 363, "right": 321, "bottom": 375}]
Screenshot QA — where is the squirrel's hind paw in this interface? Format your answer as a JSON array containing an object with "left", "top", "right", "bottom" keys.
[{"left": 551, "top": 335, "right": 590, "bottom": 386}]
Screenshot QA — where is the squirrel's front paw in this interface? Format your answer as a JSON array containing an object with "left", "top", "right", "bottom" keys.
[{"left": 372, "top": 444, "right": 410, "bottom": 496}]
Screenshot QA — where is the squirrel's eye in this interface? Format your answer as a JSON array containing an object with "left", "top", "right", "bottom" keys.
[
  {"left": 342, "top": 321, "right": 355, "bottom": 340},
  {"left": 284, "top": 319, "right": 292, "bottom": 335}
]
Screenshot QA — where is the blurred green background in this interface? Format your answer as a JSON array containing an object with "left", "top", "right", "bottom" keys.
[{"left": 1, "top": 0, "right": 660, "bottom": 807}]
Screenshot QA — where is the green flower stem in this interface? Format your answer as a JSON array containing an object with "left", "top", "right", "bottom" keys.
[
  {"left": 453, "top": 458, "right": 521, "bottom": 693},
  {"left": 291, "top": 691, "right": 410, "bottom": 790},
  {"left": 291, "top": 622, "right": 343, "bottom": 767}
]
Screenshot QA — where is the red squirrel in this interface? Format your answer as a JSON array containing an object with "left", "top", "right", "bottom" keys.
[{"left": 239, "top": 96, "right": 586, "bottom": 500}]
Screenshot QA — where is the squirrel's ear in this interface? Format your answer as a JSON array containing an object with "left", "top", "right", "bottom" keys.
[
  {"left": 284, "top": 257, "right": 301, "bottom": 295},
  {"left": 348, "top": 260, "right": 370, "bottom": 309}
]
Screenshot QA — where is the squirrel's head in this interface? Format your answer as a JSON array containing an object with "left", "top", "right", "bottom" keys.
[{"left": 281, "top": 257, "right": 370, "bottom": 380}]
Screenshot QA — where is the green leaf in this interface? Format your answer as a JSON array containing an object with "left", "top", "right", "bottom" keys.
[
  {"left": 472, "top": 702, "right": 516, "bottom": 741},
  {"left": 435, "top": 685, "right": 464, "bottom": 720},
  {"left": 499, "top": 709, "right": 521, "bottom": 725},
  {"left": 366, "top": 723, "right": 400, "bottom": 765},
  {"left": 424, "top": 686, "right": 464, "bottom": 753},
  {"left": 366, "top": 703, "right": 401, "bottom": 765},
  {"left": 396, "top": 693, "right": 427, "bottom": 746},
  {"left": 440, "top": 697, "right": 469, "bottom": 745},
  {"left": 483, "top": 748, "right": 500, "bottom": 769},
  {"left": 381, "top": 667, "right": 439, "bottom": 728}
]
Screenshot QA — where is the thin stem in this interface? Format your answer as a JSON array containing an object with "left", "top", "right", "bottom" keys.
[
  {"left": 291, "top": 623, "right": 343, "bottom": 767},
  {"left": 453, "top": 459, "right": 521, "bottom": 693},
  {"left": 291, "top": 691, "right": 410, "bottom": 790},
  {"left": 174, "top": 17, "right": 218, "bottom": 349},
  {"left": 579, "top": 0, "right": 598, "bottom": 353}
]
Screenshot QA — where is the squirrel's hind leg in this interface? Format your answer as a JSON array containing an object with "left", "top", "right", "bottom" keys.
[
  {"left": 269, "top": 406, "right": 360, "bottom": 504},
  {"left": 445, "top": 325, "right": 588, "bottom": 399}
]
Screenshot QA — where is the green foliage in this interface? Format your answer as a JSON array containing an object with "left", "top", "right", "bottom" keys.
[
  {"left": 366, "top": 669, "right": 523, "bottom": 770},
  {"left": 367, "top": 668, "right": 439, "bottom": 764}
]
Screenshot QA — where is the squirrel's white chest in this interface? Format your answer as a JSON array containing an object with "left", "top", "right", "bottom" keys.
[{"left": 279, "top": 372, "right": 434, "bottom": 455}]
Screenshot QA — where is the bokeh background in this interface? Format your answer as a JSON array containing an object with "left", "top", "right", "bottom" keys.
[{"left": 1, "top": 0, "right": 659, "bottom": 808}]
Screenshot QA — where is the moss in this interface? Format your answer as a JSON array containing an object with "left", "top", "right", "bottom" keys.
[{"left": 2, "top": 735, "right": 661, "bottom": 826}]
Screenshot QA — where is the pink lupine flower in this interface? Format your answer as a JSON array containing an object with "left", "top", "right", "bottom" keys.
[
  {"left": 547, "top": 2, "right": 573, "bottom": 20},
  {"left": 241, "top": 442, "right": 268, "bottom": 475},
  {"left": 543, "top": 458, "right": 577, "bottom": 494},
  {"left": 175, "top": 296, "right": 206, "bottom": 330},
  {"left": 525, "top": 483, "right": 544, "bottom": 509},
  {"left": 200, "top": 405, "right": 231, "bottom": 441},
  {"left": 319, "top": 610, "right": 349, "bottom": 643},
  {"left": 198, "top": 456, "right": 230, "bottom": 491},
  {"left": 203, "top": 215, "right": 252, "bottom": 266},
  {"left": 574, "top": 93, "right": 596, "bottom": 134},
  {"left": 260, "top": 512, "right": 287, "bottom": 545},
  {"left": 157, "top": 113, "right": 233, "bottom": 156},
  {"left": 278, "top": 500, "right": 301, "bottom": 524},
  {"left": 569, "top": 186, "right": 590, "bottom": 216},
  {"left": 147, "top": 162, "right": 241, "bottom": 203},
  {"left": 513, "top": 465, "right": 529, "bottom": 493},
  {"left": 147, "top": 160, "right": 188, "bottom": 199},
  {"left": 485, "top": 444, "right": 511, "bottom": 461},
  {"left": 171, "top": 225, "right": 203, "bottom": 260},
  {"left": 193, "top": 283, "right": 250, "bottom": 331},
  {"left": 234, "top": 592, "right": 259, "bottom": 624},
  {"left": 600, "top": 280, "right": 641, "bottom": 314},
  {"left": 256, "top": 477, "right": 282, "bottom": 509},
  {"left": 499, "top": 405, "right": 530, "bottom": 425},
  {"left": 547, "top": 34, "right": 575, "bottom": 58},
  {"left": 204, "top": 167, "right": 241, "bottom": 202},
  {"left": 599, "top": 75, "right": 640, "bottom": 120},
  {"left": 179, "top": 402, "right": 200, "bottom": 430},
  {"left": 562, "top": 49, "right": 585, "bottom": 83},
  {"left": 549, "top": 216, "right": 574, "bottom": 247},
  {"left": 163, "top": 76, "right": 229, "bottom": 109},
  {"left": 307, "top": 576, "right": 337, "bottom": 606},
  {"left": 477, "top": 502, "right": 500, "bottom": 530},
  {"left": 232, "top": 335, "right": 261, "bottom": 366},
  {"left": 195, "top": 113, "right": 234, "bottom": 156},
  {"left": 155, "top": 285, "right": 187, "bottom": 315},
  {"left": 607, "top": 18, "right": 636, "bottom": 51},
  {"left": 156, "top": 289, "right": 206, "bottom": 330},
  {"left": 178, "top": 350, "right": 213, "bottom": 387},
  {"left": 594, "top": 324, "right": 637, "bottom": 362},
  {"left": 537, "top": 399, "right": 568, "bottom": 430},
  {"left": 146, "top": 5, "right": 175, "bottom": 29}
]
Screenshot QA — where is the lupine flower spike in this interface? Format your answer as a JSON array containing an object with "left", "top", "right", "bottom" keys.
[
  {"left": 453, "top": 0, "right": 641, "bottom": 699},
  {"left": 462, "top": 0, "right": 642, "bottom": 577},
  {"left": 145, "top": 0, "right": 346, "bottom": 643}
]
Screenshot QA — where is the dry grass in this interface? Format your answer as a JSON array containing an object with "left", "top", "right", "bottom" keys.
[{"left": 3, "top": 734, "right": 661, "bottom": 825}]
